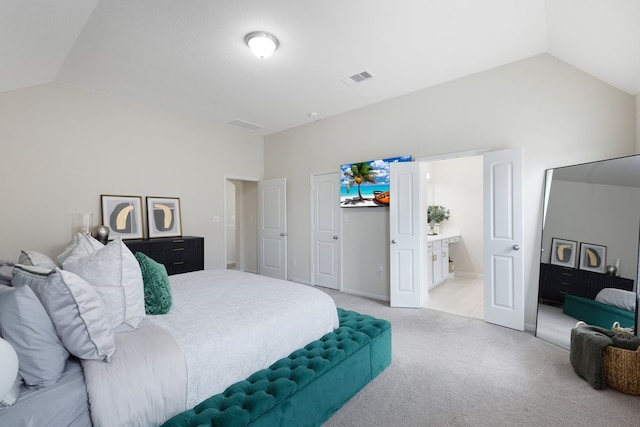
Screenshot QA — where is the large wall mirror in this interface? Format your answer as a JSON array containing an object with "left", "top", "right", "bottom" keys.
[{"left": 536, "top": 154, "right": 640, "bottom": 349}]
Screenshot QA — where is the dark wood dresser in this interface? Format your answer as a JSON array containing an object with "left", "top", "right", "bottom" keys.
[
  {"left": 124, "top": 236, "right": 204, "bottom": 275},
  {"left": 539, "top": 263, "right": 634, "bottom": 305}
]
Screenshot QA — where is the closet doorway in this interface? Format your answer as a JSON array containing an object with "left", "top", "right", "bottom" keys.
[
  {"left": 419, "top": 155, "right": 484, "bottom": 320},
  {"left": 225, "top": 178, "right": 258, "bottom": 273}
]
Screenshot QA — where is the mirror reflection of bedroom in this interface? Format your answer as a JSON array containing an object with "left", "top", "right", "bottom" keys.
[
  {"left": 536, "top": 155, "right": 640, "bottom": 350},
  {"left": 420, "top": 156, "right": 484, "bottom": 320}
]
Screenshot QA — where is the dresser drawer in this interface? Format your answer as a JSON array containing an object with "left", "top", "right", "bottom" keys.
[
  {"left": 539, "top": 263, "right": 634, "bottom": 306},
  {"left": 125, "top": 236, "right": 204, "bottom": 275}
]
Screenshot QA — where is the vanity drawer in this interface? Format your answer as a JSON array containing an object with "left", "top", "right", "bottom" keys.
[{"left": 428, "top": 240, "right": 442, "bottom": 250}]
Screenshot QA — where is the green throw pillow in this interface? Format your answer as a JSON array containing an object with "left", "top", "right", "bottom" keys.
[{"left": 134, "top": 252, "right": 172, "bottom": 315}]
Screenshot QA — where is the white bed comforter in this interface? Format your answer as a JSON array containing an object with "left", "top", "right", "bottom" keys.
[
  {"left": 80, "top": 269, "right": 338, "bottom": 426},
  {"left": 148, "top": 269, "right": 339, "bottom": 408},
  {"left": 81, "top": 320, "right": 187, "bottom": 427}
]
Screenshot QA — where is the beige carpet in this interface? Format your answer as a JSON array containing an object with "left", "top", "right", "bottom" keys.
[{"left": 319, "top": 288, "right": 640, "bottom": 427}]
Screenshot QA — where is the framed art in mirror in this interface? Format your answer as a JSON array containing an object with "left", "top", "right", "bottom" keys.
[
  {"left": 579, "top": 242, "right": 606, "bottom": 273},
  {"left": 550, "top": 237, "right": 577, "bottom": 268}
]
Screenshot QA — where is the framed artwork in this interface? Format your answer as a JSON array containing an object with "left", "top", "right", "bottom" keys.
[
  {"left": 100, "top": 195, "right": 144, "bottom": 240},
  {"left": 579, "top": 242, "right": 607, "bottom": 273},
  {"left": 340, "top": 155, "right": 412, "bottom": 208},
  {"left": 146, "top": 197, "right": 182, "bottom": 238},
  {"left": 550, "top": 238, "right": 577, "bottom": 268}
]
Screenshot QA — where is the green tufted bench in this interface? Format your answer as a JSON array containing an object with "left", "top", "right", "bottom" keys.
[
  {"left": 563, "top": 295, "right": 635, "bottom": 329},
  {"left": 162, "top": 308, "right": 391, "bottom": 427}
]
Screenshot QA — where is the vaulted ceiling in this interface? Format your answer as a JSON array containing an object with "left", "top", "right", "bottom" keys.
[{"left": 2, "top": 1, "right": 639, "bottom": 135}]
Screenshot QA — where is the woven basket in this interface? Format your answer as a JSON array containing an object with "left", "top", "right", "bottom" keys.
[{"left": 603, "top": 345, "right": 640, "bottom": 395}]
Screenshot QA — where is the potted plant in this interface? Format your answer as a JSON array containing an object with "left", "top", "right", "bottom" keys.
[{"left": 427, "top": 205, "right": 450, "bottom": 235}]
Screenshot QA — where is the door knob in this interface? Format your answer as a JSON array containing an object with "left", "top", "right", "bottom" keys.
[
  {"left": 391, "top": 239, "right": 397, "bottom": 244},
  {"left": 280, "top": 233, "right": 285, "bottom": 237},
  {"left": 513, "top": 244, "right": 520, "bottom": 251},
  {"left": 333, "top": 235, "right": 338, "bottom": 240}
]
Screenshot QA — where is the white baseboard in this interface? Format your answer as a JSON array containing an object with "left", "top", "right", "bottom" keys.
[
  {"left": 453, "top": 271, "right": 483, "bottom": 279},
  {"left": 288, "top": 276, "right": 311, "bottom": 286}
]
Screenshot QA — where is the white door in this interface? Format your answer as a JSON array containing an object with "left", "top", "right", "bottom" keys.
[
  {"left": 390, "top": 161, "right": 424, "bottom": 308},
  {"left": 311, "top": 172, "right": 341, "bottom": 289},
  {"left": 258, "top": 178, "right": 287, "bottom": 280},
  {"left": 483, "top": 148, "right": 524, "bottom": 330}
]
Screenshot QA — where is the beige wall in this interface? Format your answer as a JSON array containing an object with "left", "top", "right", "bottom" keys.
[
  {"left": 0, "top": 83, "right": 264, "bottom": 268},
  {"left": 264, "top": 54, "right": 636, "bottom": 329}
]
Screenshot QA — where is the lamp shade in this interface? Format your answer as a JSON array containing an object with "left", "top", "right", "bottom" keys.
[
  {"left": 244, "top": 31, "right": 279, "bottom": 59},
  {"left": 0, "top": 338, "right": 18, "bottom": 398}
]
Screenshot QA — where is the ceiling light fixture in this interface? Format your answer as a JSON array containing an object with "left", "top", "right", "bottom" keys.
[{"left": 244, "top": 31, "right": 279, "bottom": 59}]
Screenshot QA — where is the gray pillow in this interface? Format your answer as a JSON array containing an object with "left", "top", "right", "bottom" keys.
[
  {"left": 0, "top": 264, "right": 13, "bottom": 286},
  {"left": 0, "top": 285, "right": 69, "bottom": 388},
  {"left": 34, "top": 269, "right": 116, "bottom": 362},
  {"left": 64, "top": 238, "right": 145, "bottom": 332},
  {"left": 10, "top": 264, "right": 51, "bottom": 288},
  {"left": 18, "top": 250, "right": 58, "bottom": 269}
]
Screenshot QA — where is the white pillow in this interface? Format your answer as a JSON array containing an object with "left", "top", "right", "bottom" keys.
[
  {"left": 18, "top": 250, "right": 58, "bottom": 269},
  {"left": 0, "top": 285, "right": 69, "bottom": 388},
  {"left": 58, "top": 232, "right": 103, "bottom": 268},
  {"left": 34, "top": 269, "right": 116, "bottom": 362},
  {"left": 64, "top": 238, "right": 145, "bottom": 332}
]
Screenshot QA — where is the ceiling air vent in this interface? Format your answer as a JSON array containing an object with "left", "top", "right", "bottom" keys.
[
  {"left": 341, "top": 70, "right": 374, "bottom": 87},
  {"left": 229, "top": 118, "right": 264, "bottom": 131}
]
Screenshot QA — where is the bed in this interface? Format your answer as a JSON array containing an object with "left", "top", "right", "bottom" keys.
[
  {"left": 563, "top": 288, "right": 637, "bottom": 330},
  {"left": 0, "top": 234, "right": 342, "bottom": 427}
]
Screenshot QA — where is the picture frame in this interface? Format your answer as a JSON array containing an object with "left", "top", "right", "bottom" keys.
[
  {"left": 146, "top": 197, "right": 182, "bottom": 238},
  {"left": 550, "top": 237, "right": 577, "bottom": 268},
  {"left": 579, "top": 242, "right": 607, "bottom": 273},
  {"left": 100, "top": 195, "right": 144, "bottom": 240}
]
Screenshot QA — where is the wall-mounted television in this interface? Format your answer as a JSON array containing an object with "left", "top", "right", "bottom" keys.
[{"left": 340, "top": 155, "right": 412, "bottom": 208}]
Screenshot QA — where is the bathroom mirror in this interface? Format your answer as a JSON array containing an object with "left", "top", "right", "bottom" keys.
[{"left": 536, "top": 154, "right": 640, "bottom": 349}]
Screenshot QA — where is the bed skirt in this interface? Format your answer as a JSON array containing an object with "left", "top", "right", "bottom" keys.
[{"left": 161, "top": 308, "right": 392, "bottom": 427}]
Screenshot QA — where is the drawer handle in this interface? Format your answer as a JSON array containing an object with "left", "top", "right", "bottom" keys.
[
  {"left": 173, "top": 239, "right": 184, "bottom": 243},
  {"left": 559, "top": 291, "right": 568, "bottom": 295},
  {"left": 173, "top": 261, "right": 185, "bottom": 265},
  {"left": 173, "top": 248, "right": 185, "bottom": 252}
]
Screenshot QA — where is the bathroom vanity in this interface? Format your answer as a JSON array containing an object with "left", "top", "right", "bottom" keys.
[{"left": 426, "top": 231, "right": 460, "bottom": 289}]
